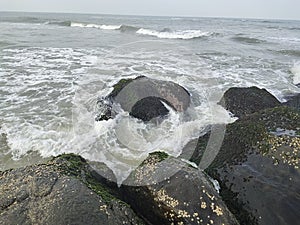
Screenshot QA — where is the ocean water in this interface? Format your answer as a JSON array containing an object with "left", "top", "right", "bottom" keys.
[{"left": 0, "top": 11, "right": 300, "bottom": 183}]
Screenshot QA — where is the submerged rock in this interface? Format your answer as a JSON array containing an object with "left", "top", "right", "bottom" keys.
[
  {"left": 106, "top": 76, "right": 191, "bottom": 122},
  {"left": 120, "top": 152, "right": 240, "bottom": 225},
  {"left": 195, "top": 106, "right": 300, "bottom": 225},
  {"left": 0, "top": 154, "right": 144, "bottom": 225},
  {"left": 220, "top": 86, "right": 281, "bottom": 118}
]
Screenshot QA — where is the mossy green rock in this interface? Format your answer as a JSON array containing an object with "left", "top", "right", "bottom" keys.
[
  {"left": 220, "top": 86, "right": 281, "bottom": 118},
  {"left": 0, "top": 154, "right": 145, "bottom": 225},
  {"left": 108, "top": 76, "right": 144, "bottom": 99},
  {"left": 196, "top": 106, "right": 300, "bottom": 225},
  {"left": 121, "top": 152, "right": 239, "bottom": 225}
]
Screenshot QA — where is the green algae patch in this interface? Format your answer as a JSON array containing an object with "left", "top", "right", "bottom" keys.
[
  {"left": 51, "top": 153, "right": 118, "bottom": 203},
  {"left": 108, "top": 76, "right": 145, "bottom": 99},
  {"left": 149, "top": 151, "right": 169, "bottom": 162},
  {"left": 109, "top": 78, "right": 133, "bottom": 98},
  {"left": 252, "top": 106, "right": 300, "bottom": 131}
]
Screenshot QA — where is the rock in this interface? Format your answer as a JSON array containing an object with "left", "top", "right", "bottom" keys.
[
  {"left": 195, "top": 106, "right": 300, "bottom": 225},
  {"left": 130, "top": 96, "right": 170, "bottom": 122},
  {"left": 107, "top": 76, "right": 191, "bottom": 121},
  {"left": 220, "top": 86, "right": 281, "bottom": 118},
  {"left": 108, "top": 76, "right": 144, "bottom": 99},
  {"left": 120, "top": 152, "right": 240, "bottom": 225},
  {"left": 0, "top": 154, "right": 145, "bottom": 225},
  {"left": 283, "top": 93, "right": 300, "bottom": 111}
]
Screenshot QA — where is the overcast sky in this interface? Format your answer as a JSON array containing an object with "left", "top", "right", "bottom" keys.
[{"left": 1, "top": 0, "right": 299, "bottom": 20}]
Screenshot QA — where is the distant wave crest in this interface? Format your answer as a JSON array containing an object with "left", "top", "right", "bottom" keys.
[
  {"left": 68, "top": 21, "right": 212, "bottom": 40},
  {"left": 70, "top": 22, "right": 121, "bottom": 30},
  {"left": 136, "top": 28, "right": 212, "bottom": 39}
]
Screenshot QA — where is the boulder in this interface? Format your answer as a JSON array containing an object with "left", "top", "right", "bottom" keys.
[
  {"left": 220, "top": 86, "right": 281, "bottom": 118},
  {"left": 120, "top": 152, "right": 240, "bottom": 225},
  {"left": 107, "top": 76, "right": 191, "bottom": 122},
  {"left": 129, "top": 96, "right": 170, "bottom": 122},
  {"left": 194, "top": 106, "right": 300, "bottom": 225},
  {"left": 0, "top": 154, "right": 145, "bottom": 225}
]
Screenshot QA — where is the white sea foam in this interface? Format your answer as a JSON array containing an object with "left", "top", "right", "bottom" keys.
[
  {"left": 65, "top": 43, "right": 236, "bottom": 184},
  {"left": 70, "top": 22, "right": 121, "bottom": 30},
  {"left": 290, "top": 62, "right": 300, "bottom": 85},
  {"left": 136, "top": 28, "right": 212, "bottom": 39},
  {"left": 70, "top": 22, "right": 211, "bottom": 40},
  {"left": 1, "top": 40, "right": 299, "bottom": 184}
]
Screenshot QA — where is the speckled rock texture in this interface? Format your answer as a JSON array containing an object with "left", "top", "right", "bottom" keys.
[
  {"left": 220, "top": 86, "right": 281, "bottom": 118},
  {"left": 121, "top": 152, "right": 240, "bottom": 225},
  {"left": 0, "top": 154, "right": 144, "bottom": 225},
  {"left": 195, "top": 105, "right": 300, "bottom": 225}
]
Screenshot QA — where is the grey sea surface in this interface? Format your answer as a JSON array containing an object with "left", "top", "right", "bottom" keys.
[{"left": 0, "top": 11, "right": 299, "bottom": 181}]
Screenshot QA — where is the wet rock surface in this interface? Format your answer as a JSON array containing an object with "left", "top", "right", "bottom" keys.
[
  {"left": 0, "top": 154, "right": 144, "bottom": 225},
  {"left": 220, "top": 86, "right": 281, "bottom": 118},
  {"left": 195, "top": 103, "right": 300, "bottom": 224},
  {"left": 2, "top": 86, "right": 299, "bottom": 225},
  {"left": 121, "top": 152, "right": 240, "bottom": 225},
  {"left": 130, "top": 96, "right": 170, "bottom": 122},
  {"left": 103, "top": 76, "right": 191, "bottom": 122}
]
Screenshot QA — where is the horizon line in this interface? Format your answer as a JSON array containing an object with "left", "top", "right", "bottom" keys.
[{"left": 1, "top": 10, "right": 299, "bottom": 22}]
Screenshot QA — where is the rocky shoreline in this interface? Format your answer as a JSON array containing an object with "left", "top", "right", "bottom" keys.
[{"left": 1, "top": 78, "right": 299, "bottom": 225}]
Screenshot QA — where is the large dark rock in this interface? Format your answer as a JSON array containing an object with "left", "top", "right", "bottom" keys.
[
  {"left": 130, "top": 96, "right": 170, "bottom": 122},
  {"left": 106, "top": 76, "right": 191, "bottom": 122},
  {"left": 195, "top": 106, "right": 300, "bottom": 225},
  {"left": 0, "top": 154, "right": 145, "bottom": 225},
  {"left": 221, "top": 86, "right": 281, "bottom": 118},
  {"left": 120, "top": 152, "right": 240, "bottom": 225}
]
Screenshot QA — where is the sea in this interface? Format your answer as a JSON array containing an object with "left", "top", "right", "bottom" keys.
[{"left": 0, "top": 11, "right": 300, "bottom": 183}]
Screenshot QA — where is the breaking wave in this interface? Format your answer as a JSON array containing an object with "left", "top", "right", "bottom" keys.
[
  {"left": 136, "top": 28, "right": 212, "bottom": 40},
  {"left": 70, "top": 22, "right": 121, "bottom": 30},
  {"left": 290, "top": 62, "right": 300, "bottom": 85},
  {"left": 68, "top": 22, "right": 213, "bottom": 40}
]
